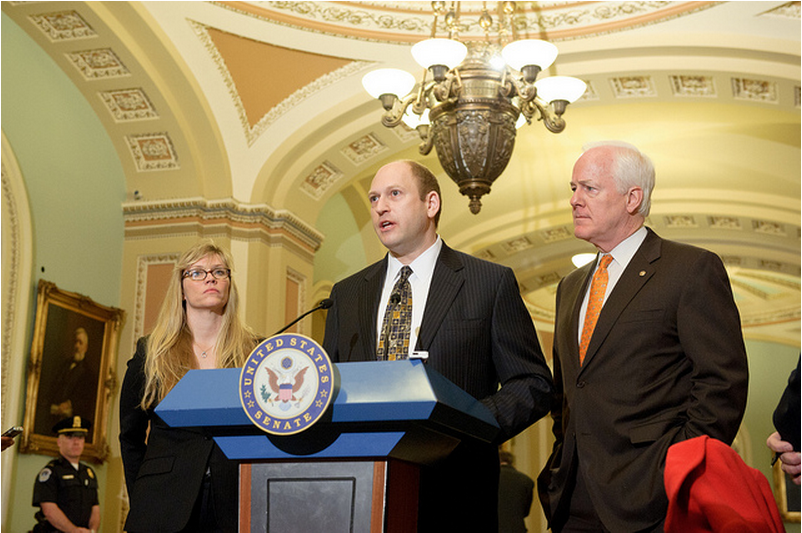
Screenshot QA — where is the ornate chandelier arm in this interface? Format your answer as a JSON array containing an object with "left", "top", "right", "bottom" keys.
[
  {"left": 507, "top": 75, "right": 537, "bottom": 102},
  {"left": 538, "top": 99, "right": 567, "bottom": 133},
  {"left": 520, "top": 99, "right": 567, "bottom": 133},
  {"left": 432, "top": 72, "right": 461, "bottom": 103},
  {"left": 417, "top": 127, "right": 435, "bottom": 156},
  {"left": 380, "top": 88, "right": 426, "bottom": 128}
]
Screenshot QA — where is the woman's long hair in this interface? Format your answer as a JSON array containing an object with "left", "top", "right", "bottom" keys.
[{"left": 140, "top": 240, "right": 259, "bottom": 409}]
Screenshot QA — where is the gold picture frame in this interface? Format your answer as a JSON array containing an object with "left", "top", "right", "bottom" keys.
[
  {"left": 773, "top": 459, "right": 801, "bottom": 522},
  {"left": 20, "top": 280, "right": 125, "bottom": 463}
]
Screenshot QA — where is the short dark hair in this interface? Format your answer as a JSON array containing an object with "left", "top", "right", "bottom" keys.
[{"left": 402, "top": 160, "right": 442, "bottom": 226}]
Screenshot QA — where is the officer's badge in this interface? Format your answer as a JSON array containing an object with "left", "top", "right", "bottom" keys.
[
  {"left": 239, "top": 333, "right": 334, "bottom": 436},
  {"left": 38, "top": 468, "right": 52, "bottom": 483}
]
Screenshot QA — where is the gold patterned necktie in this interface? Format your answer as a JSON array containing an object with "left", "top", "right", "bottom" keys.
[
  {"left": 579, "top": 254, "right": 613, "bottom": 365},
  {"left": 377, "top": 266, "right": 413, "bottom": 361}
]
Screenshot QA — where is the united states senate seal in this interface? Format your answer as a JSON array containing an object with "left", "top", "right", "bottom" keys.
[{"left": 239, "top": 333, "right": 334, "bottom": 436}]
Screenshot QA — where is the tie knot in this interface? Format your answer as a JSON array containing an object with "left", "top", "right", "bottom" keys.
[
  {"left": 398, "top": 266, "right": 413, "bottom": 283},
  {"left": 598, "top": 254, "right": 613, "bottom": 271}
]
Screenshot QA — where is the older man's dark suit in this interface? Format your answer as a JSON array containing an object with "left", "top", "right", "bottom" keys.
[
  {"left": 538, "top": 228, "right": 748, "bottom": 532},
  {"left": 324, "top": 242, "right": 553, "bottom": 532}
]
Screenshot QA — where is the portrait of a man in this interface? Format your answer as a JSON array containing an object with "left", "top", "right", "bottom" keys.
[{"left": 33, "top": 306, "right": 103, "bottom": 443}]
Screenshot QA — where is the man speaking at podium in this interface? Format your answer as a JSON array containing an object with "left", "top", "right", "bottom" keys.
[{"left": 323, "top": 160, "right": 554, "bottom": 532}]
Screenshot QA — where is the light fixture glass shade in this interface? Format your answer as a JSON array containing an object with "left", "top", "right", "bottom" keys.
[
  {"left": 535, "top": 76, "right": 587, "bottom": 103},
  {"left": 401, "top": 108, "right": 430, "bottom": 129},
  {"left": 362, "top": 68, "right": 416, "bottom": 99},
  {"left": 501, "top": 39, "right": 558, "bottom": 71},
  {"left": 411, "top": 38, "right": 468, "bottom": 69}
]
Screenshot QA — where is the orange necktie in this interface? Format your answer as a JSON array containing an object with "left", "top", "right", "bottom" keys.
[{"left": 579, "top": 254, "right": 613, "bottom": 365}]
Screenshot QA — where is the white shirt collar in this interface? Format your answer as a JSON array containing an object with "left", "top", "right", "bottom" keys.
[
  {"left": 606, "top": 226, "right": 648, "bottom": 270},
  {"left": 386, "top": 236, "right": 442, "bottom": 283}
]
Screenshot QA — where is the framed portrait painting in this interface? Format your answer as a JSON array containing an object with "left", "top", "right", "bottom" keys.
[{"left": 20, "top": 280, "right": 125, "bottom": 463}]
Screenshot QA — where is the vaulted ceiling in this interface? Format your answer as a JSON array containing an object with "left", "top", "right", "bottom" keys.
[{"left": 3, "top": 1, "right": 800, "bottom": 344}]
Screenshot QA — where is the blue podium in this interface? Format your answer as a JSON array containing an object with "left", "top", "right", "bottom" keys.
[{"left": 156, "top": 360, "right": 499, "bottom": 532}]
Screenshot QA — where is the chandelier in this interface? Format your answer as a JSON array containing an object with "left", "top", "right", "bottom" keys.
[{"left": 362, "top": 1, "right": 586, "bottom": 214}]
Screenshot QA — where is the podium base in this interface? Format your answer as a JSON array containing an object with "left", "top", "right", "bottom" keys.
[{"left": 240, "top": 459, "right": 419, "bottom": 533}]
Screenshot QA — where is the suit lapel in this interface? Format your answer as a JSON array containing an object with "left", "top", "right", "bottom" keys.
[
  {"left": 416, "top": 244, "right": 464, "bottom": 351},
  {"left": 358, "top": 258, "right": 388, "bottom": 359},
  {"left": 580, "top": 230, "right": 662, "bottom": 369}
]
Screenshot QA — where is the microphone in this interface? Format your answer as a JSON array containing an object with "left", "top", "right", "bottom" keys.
[
  {"left": 378, "top": 292, "right": 402, "bottom": 358},
  {"left": 273, "top": 298, "right": 333, "bottom": 336}
]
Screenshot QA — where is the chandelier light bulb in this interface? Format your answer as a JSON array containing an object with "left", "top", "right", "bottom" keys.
[
  {"left": 501, "top": 39, "right": 558, "bottom": 72},
  {"left": 362, "top": 68, "right": 416, "bottom": 100},
  {"left": 411, "top": 38, "right": 468, "bottom": 70},
  {"left": 534, "top": 76, "right": 587, "bottom": 104},
  {"left": 401, "top": 108, "right": 431, "bottom": 129}
]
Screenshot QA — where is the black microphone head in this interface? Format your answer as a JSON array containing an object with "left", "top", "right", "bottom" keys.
[
  {"left": 320, "top": 298, "right": 334, "bottom": 310},
  {"left": 390, "top": 293, "right": 401, "bottom": 305}
]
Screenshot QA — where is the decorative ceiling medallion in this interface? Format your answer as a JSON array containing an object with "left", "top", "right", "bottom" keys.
[
  {"left": 125, "top": 133, "right": 179, "bottom": 172},
  {"left": 752, "top": 220, "right": 786, "bottom": 235},
  {"left": 67, "top": 48, "right": 130, "bottom": 80},
  {"left": 610, "top": 76, "right": 657, "bottom": 99},
  {"left": 759, "top": 259, "right": 784, "bottom": 272},
  {"left": 670, "top": 75, "right": 716, "bottom": 98},
  {"left": 475, "top": 249, "right": 495, "bottom": 261},
  {"left": 100, "top": 88, "right": 158, "bottom": 121},
  {"left": 541, "top": 227, "right": 573, "bottom": 243},
  {"left": 301, "top": 161, "right": 342, "bottom": 199},
  {"left": 577, "top": 80, "right": 599, "bottom": 101},
  {"left": 341, "top": 133, "right": 387, "bottom": 165},
  {"left": 731, "top": 78, "right": 778, "bottom": 104},
  {"left": 709, "top": 216, "right": 741, "bottom": 229},
  {"left": 29, "top": 11, "right": 96, "bottom": 41},
  {"left": 665, "top": 215, "right": 697, "bottom": 228},
  {"left": 502, "top": 236, "right": 534, "bottom": 254}
]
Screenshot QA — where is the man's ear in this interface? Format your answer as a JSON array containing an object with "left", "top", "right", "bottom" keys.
[
  {"left": 426, "top": 191, "right": 440, "bottom": 219},
  {"left": 625, "top": 187, "right": 644, "bottom": 215}
]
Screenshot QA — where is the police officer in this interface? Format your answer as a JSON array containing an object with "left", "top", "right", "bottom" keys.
[{"left": 32, "top": 416, "right": 99, "bottom": 533}]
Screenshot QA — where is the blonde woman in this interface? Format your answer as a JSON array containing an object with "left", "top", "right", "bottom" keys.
[{"left": 120, "top": 241, "right": 260, "bottom": 532}]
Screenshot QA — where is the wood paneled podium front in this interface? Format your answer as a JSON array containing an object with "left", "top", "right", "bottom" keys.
[{"left": 156, "top": 360, "right": 500, "bottom": 533}]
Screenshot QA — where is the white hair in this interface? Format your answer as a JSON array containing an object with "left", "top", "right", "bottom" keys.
[{"left": 581, "top": 141, "right": 655, "bottom": 216}]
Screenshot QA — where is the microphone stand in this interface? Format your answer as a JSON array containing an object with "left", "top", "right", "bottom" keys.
[{"left": 273, "top": 299, "right": 333, "bottom": 336}]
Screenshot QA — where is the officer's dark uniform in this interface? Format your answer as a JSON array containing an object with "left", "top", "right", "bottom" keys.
[{"left": 32, "top": 416, "right": 98, "bottom": 533}]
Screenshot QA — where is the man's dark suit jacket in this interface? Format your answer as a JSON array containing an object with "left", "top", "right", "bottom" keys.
[
  {"left": 119, "top": 337, "right": 239, "bottom": 533},
  {"left": 773, "top": 356, "right": 800, "bottom": 451},
  {"left": 538, "top": 228, "right": 749, "bottom": 532},
  {"left": 323, "top": 242, "right": 553, "bottom": 532},
  {"left": 498, "top": 463, "right": 535, "bottom": 533}
]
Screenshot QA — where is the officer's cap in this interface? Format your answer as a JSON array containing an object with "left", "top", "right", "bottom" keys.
[{"left": 53, "top": 416, "right": 91, "bottom": 436}]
